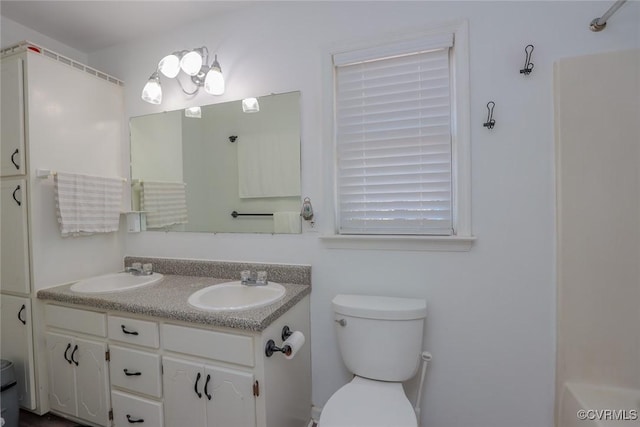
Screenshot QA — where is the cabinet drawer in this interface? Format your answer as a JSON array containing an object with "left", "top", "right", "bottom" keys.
[
  {"left": 109, "top": 345, "right": 162, "bottom": 398},
  {"left": 45, "top": 304, "right": 106, "bottom": 337},
  {"left": 108, "top": 315, "right": 159, "bottom": 348},
  {"left": 111, "top": 390, "right": 163, "bottom": 427},
  {"left": 162, "top": 324, "right": 254, "bottom": 367}
]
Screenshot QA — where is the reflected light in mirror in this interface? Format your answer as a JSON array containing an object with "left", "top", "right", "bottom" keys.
[
  {"left": 185, "top": 106, "right": 201, "bottom": 118},
  {"left": 242, "top": 97, "right": 260, "bottom": 113}
]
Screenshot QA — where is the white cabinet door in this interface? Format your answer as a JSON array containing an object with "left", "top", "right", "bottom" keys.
[
  {"left": 0, "top": 295, "right": 35, "bottom": 409},
  {"left": 75, "top": 338, "right": 110, "bottom": 426},
  {"left": 45, "top": 332, "right": 76, "bottom": 415},
  {"left": 206, "top": 365, "right": 256, "bottom": 427},
  {"left": 162, "top": 357, "right": 207, "bottom": 427},
  {"left": 45, "top": 332, "right": 110, "bottom": 426},
  {"left": 0, "top": 56, "right": 25, "bottom": 176},
  {"left": 1, "top": 178, "right": 30, "bottom": 294}
]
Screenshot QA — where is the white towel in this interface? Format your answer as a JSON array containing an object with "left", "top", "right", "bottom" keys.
[
  {"left": 237, "top": 132, "right": 301, "bottom": 198},
  {"left": 273, "top": 211, "right": 301, "bottom": 234},
  {"left": 54, "top": 172, "right": 123, "bottom": 237},
  {"left": 140, "top": 181, "right": 188, "bottom": 229}
]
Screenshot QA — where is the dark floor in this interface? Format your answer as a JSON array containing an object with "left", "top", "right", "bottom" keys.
[{"left": 18, "top": 410, "right": 82, "bottom": 427}]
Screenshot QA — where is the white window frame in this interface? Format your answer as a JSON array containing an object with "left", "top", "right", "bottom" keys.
[{"left": 321, "top": 21, "right": 474, "bottom": 251}]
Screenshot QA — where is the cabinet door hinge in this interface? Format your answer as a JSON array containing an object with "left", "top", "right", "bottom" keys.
[
  {"left": 108, "top": 409, "right": 113, "bottom": 421},
  {"left": 253, "top": 380, "right": 260, "bottom": 397},
  {"left": 105, "top": 350, "right": 110, "bottom": 362}
]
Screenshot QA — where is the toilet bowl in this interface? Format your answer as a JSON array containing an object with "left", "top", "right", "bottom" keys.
[
  {"left": 318, "top": 294, "right": 427, "bottom": 427},
  {"left": 319, "top": 376, "right": 417, "bottom": 427}
]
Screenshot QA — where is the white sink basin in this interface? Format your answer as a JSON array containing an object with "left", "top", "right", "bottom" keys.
[
  {"left": 70, "top": 272, "right": 164, "bottom": 294},
  {"left": 188, "top": 281, "right": 286, "bottom": 312}
]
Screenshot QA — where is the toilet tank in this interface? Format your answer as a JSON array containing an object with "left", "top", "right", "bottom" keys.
[{"left": 332, "top": 294, "right": 426, "bottom": 382}]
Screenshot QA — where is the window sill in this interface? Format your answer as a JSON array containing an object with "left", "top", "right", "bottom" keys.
[{"left": 319, "top": 234, "right": 476, "bottom": 252}]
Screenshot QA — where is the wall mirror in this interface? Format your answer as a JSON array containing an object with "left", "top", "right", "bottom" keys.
[{"left": 130, "top": 91, "right": 301, "bottom": 234}]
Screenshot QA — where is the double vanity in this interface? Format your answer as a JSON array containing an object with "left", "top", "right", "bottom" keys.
[{"left": 37, "top": 258, "right": 312, "bottom": 427}]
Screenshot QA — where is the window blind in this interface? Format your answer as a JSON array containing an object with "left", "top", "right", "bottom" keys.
[{"left": 335, "top": 43, "right": 453, "bottom": 235}]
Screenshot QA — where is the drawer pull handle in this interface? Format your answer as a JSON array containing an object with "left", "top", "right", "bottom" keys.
[
  {"left": 126, "top": 415, "right": 144, "bottom": 424},
  {"left": 204, "top": 374, "right": 212, "bottom": 400},
  {"left": 70, "top": 344, "right": 79, "bottom": 366},
  {"left": 123, "top": 369, "right": 142, "bottom": 376},
  {"left": 64, "top": 343, "right": 72, "bottom": 364},
  {"left": 17, "top": 304, "right": 26, "bottom": 325},
  {"left": 121, "top": 325, "right": 139, "bottom": 335},
  {"left": 11, "top": 148, "right": 19, "bottom": 170},
  {"left": 194, "top": 372, "right": 202, "bottom": 398}
]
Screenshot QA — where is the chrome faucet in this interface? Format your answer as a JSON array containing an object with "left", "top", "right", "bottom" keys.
[
  {"left": 240, "top": 270, "right": 268, "bottom": 286},
  {"left": 126, "top": 263, "right": 154, "bottom": 276}
]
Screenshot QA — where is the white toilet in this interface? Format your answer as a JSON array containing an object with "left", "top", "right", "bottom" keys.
[{"left": 319, "top": 294, "right": 427, "bottom": 427}]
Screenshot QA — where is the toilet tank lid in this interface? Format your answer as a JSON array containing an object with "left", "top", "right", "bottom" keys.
[{"left": 332, "top": 294, "right": 426, "bottom": 320}]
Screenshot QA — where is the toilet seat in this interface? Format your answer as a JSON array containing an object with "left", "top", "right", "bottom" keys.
[{"left": 319, "top": 376, "right": 418, "bottom": 427}]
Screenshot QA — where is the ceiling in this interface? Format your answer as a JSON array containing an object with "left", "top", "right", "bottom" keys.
[{"left": 0, "top": 1, "right": 253, "bottom": 53}]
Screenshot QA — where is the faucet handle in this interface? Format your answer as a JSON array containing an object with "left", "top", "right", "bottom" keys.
[
  {"left": 132, "top": 262, "right": 142, "bottom": 270},
  {"left": 142, "top": 263, "right": 153, "bottom": 274}
]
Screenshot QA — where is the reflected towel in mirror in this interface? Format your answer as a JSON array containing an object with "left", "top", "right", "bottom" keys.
[
  {"left": 273, "top": 212, "right": 301, "bottom": 234},
  {"left": 237, "top": 133, "right": 301, "bottom": 198},
  {"left": 140, "top": 181, "right": 188, "bottom": 228}
]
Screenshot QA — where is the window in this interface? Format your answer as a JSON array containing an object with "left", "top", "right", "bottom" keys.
[{"left": 332, "top": 24, "right": 471, "bottom": 243}]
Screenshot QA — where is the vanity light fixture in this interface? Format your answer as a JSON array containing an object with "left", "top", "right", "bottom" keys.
[
  {"left": 141, "top": 46, "right": 225, "bottom": 105},
  {"left": 242, "top": 97, "right": 260, "bottom": 113}
]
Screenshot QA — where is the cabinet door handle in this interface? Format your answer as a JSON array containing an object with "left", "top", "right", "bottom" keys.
[
  {"left": 121, "top": 325, "right": 139, "bottom": 335},
  {"left": 204, "top": 374, "right": 212, "bottom": 400},
  {"left": 11, "top": 148, "right": 19, "bottom": 170},
  {"left": 17, "top": 304, "right": 26, "bottom": 325},
  {"left": 123, "top": 369, "right": 141, "bottom": 376},
  {"left": 64, "top": 343, "right": 72, "bottom": 364},
  {"left": 12, "top": 185, "right": 21, "bottom": 206},
  {"left": 70, "top": 344, "right": 79, "bottom": 366},
  {"left": 126, "top": 415, "right": 144, "bottom": 424},
  {"left": 194, "top": 372, "right": 202, "bottom": 398}
]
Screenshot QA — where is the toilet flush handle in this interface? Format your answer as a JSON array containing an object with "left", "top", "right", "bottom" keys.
[{"left": 335, "top": 319, "right": 347, "bottom": 327}]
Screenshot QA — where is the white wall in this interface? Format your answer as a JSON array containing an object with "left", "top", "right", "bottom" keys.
[
  {"left": 1, "top": 16, "right": 87, "bottom": 63},
  {"left": 81, "top": 2, "right": 639, "bottom": 427}
]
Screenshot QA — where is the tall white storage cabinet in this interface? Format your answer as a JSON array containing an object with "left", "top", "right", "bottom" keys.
[{"left": 0, "top": 42, "right": 125, "bottom": 415}]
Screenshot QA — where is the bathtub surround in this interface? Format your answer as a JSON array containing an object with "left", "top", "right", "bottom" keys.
[{"left": 555, "top": 49, "right": 640, "bottom": 424}]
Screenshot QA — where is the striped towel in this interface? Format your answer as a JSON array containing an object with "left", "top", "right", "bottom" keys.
[
  {"left": 140, "top": 181, "right": 188, "bottom": 229},
  {"left": 54, "top": 172, "right": 123, "bottom": 237}
]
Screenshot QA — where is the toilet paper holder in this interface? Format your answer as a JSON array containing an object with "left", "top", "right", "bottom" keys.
[{"left": 265, "top": 325, "right": 295, "bottom": 357}]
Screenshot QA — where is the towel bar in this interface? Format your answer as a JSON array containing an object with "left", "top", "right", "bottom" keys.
[{"left": 231, "top": 211, "right": 273, "bottom": 218}]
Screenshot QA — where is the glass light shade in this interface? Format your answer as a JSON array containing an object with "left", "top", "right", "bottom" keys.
[
  {"left": 158, "top": 54, "right": 180, "bottom": 78},
  {"left": 242, "top": 98, "right": 260, "bottom": 113},
  {"left": 180, "top": 50, "right": 203, "bottom": 76},
  {"left": 204, "top": 67, "right": 225, "bottom": 95},
  {"left": 141, "top": 73, "right": 162, "bottom": 104},
  {"left": 185, "top": 106, "right": 202, "bottom": 118}
]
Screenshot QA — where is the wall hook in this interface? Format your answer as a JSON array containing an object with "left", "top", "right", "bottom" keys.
[
  {"left": 519, "top": 44, "right": 534, "bottom": 75},
  {"left": 483, "top": 101, "right": 496, "bottom": 130},
  {"left": 301, "top": 197, "right": 314, "bottom": 221},
  {"left": 229, "top": 135, "right": 238, "bottom": 143}
]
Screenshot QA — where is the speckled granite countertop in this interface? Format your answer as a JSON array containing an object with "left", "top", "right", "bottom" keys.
[{"left": 37, "top": 258, "right": 311, "bottom": 332}]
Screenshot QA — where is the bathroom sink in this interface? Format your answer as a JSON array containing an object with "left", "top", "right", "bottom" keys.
[
  {"left": 70, "top": 272, "right": 164, "bottom": 294},
  {"left": 188, "top": 281, "right": 286, "bottom": 312}
]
